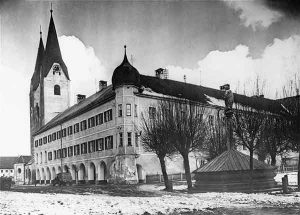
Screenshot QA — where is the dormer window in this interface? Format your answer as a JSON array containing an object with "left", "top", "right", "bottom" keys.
[{"left": 54, "top": 85, "right": 61, "bottom": 95}]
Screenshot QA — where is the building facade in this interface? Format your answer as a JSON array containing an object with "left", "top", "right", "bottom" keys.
[{"left": 25, "top": 10, "right": 288, "bottom": 185}]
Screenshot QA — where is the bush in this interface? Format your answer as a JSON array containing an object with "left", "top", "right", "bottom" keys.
[{"left": 0, "top": 177, "right": 12, "bottom": 190}]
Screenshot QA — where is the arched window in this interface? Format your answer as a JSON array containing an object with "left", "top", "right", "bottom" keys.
[{"left": 54, "top": 85, "right": 61, "bottom": 95}]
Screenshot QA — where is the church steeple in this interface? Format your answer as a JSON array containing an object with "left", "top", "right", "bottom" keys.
[
  {"left": 42, "top": 7, "right": 70, "bottom": 80},
  {"left": 30, "top": 29, "right": 45, "bottom": 91}
]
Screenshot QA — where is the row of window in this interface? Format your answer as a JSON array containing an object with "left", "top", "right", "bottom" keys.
[
  {"left": 36, "top": 136, "right": 114, "bottom": 164},
  {"left": 35, "top": 109, "right": 113, "bottom": 147},
  {"left": 0, "top": 169, "right": 13, "bottom": 173},
  {"left": 118, "top": 104, "right": 138, "bottom": 117}
]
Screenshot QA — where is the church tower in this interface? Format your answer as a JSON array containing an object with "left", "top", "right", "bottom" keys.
[{"left": 29, "top": 8, "right": 70, "bottom": 155}]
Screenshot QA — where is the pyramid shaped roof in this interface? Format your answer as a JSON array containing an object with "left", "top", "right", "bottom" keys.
[
  {"left": 42, "top": 13, "right": 69, "bottom": 80},
  {"left": 194, "top": 149, "right": 276, "bottom": 173},
  {"left": 30, "top": 37, "right": 44, "bottom": 91}
]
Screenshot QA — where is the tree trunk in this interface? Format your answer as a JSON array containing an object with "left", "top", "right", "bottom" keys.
[
  {"left": 271, "top": 153, "right": 277, "bottom": 166},
  {"left": 249, "top": 149, "right": 254, "bottom": 192},
  {"left": 158, "top": 156, "right": 172, "bottom": 191},
  {"left": 183, "top": 153, "right": 193, "bottom": 190}
]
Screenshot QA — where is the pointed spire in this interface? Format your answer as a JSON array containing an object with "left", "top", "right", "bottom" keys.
[
  {"left": 122, "top": 45, "right": 129, "bottom": 64},
  {"left": 40, "top": 25, "right": 42, "bottom": 38},
  {"left": 50, "top": 2, "right": 53, "bottom": 16},
  {"left": 42, "top": 8, "right": 70, "bottom": 80},
  {"left": 31, "top": 30, "right": 45, "bottom": 90}
]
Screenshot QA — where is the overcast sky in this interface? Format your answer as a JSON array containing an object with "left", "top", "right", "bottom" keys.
[{"left": 0, "top": 0, "right": 300, "bottom": 156}]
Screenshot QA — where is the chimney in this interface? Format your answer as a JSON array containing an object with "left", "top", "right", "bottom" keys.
[
  {"left": 77, "top": 94, "right": 86, "bottom": 103},
  {"left": 155, "top": 68, "right": 164, "bottom": 79},
  {"left": 99, "top": 80, "right": 107, "bottom": 91}
]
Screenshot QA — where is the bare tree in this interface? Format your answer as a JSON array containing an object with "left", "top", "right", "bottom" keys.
[
  {"left": 166, "top": 100, "right": 207, "bottom": 190},
  {"left": 281, "top": 95, "right": 300, "bottom": 189},
  {"left": 262, "top": 116, "right": 289, "bottom": 166},
  {"left": 141, "top": 102, "right": 175, "bottom": 191},
  {"left": 233, "top": 105, "right": 267, "bottom": 191},
  {"left": 204, "top": 110, "right": 227, "bottom": 161}
]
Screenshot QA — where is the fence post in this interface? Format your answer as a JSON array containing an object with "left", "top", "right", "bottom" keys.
[
  {"left": 180, "top": 173, "right": 182, "bottom": 181},
  {"left": 171, "top": 174, "right": 173, "bottom": 181},
  {"left": 159, "top": 174, "right": 162, "bottom": 183}
]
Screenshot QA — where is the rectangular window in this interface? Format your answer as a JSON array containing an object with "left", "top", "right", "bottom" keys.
[
  {"left": 88, "top": 140, "right": 96, "bottom": 153},
  {"left": 108, "top": 109, "right": 112, "bottom": 121},
  {"left": 126, "top": 104, "right": 131, "bottom": 116},
  {"left": 96, "top": 138, "right": 104, "bottom": 151},
  {"left": 149, "top": 107, "right": 156, "bottom": 119},
  {"left": 67, "top": 126, "right": 73, "bottom": 135},
  {"left": 80, "top": 120, "right": 87, "bottom": 131},
  {"left": 62, "top": 128, "right": 67, "bottom": 137},
  {"left": 43, "top": 137, "right": 47, "bottom": 144},
  {"left": 105, "top": 136, "right": 113, "bottom": 150},
  {"left": 88, "top": 117, "right": 95, "bottom": 128},
  {"left": 119, "top": 132, "right": 123, "bottom": 147},
  {"left": 74, "top": 123, "right": 80, "bottom": 133},
  {"left": 68, "top": 146, "right": 73, "bottom": 157},
  {"left": 48, "top": 152, "right": 52, "bottom": 161},
  {"left": 57, "top": 149, "right": 61, "bottom": 159},
  {"left": 74, "top": 145, "right": 80, "bottom": 156},
  {"left": 54, "top": 150, "right": 56, "bottom": 159},
  {"left": 127, "top": 132, "right": 132, "bottom": 146},
  {"left": 39, "top": 139, "right": 42, "bottom": 146},
  {"left": 62, "top": 148, "right": 67, "bottom": 158},
  {"left": 48, "top": 135, "right": 52, "bottom": 143},
  {"left": 118, "top": 104, "right": 122, "bottom": 117},
  {"left": 99, "top": 113, "right": 103, "bottom": 124},
  {"left": 104, "top": 111, "right": 108, "bottom": 122},
  {"left": 134, "top": 104, "right": 138, "bottom": 117},
  {"left": 35, "top": 140, "right": 38, "bottom": 147},
  {"left": 57, "top": 130, "right": 61, "bottom": 139},
  {"left": 135, "top": 132, "right": 139, "bottom": 147},
  {"left": 81, "top": 142, "right": 87, "bottom": 154},
  {"left": 52, "top": 132, "right": 57, "bottom": 141}
]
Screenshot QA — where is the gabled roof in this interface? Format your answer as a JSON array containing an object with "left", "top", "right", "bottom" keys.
[
  {"left": 194, "top": 149, "right": 275, "bottom": 173},
  {"left": 139, "top": 75, "right": 286, "bottom": 114},
  {"left": 42, "top": 14, "right": 69, "bottom": 80},
  {"left": 15, "top": 155, "right": 32, "bottom": 164},
  {"left": 30, "top": 36, "right": 44, "bottom": 91},
  {"left": 0, "top": 157, "right": 18, "bottom": 169},
  {"left": 34, "top": 85, "right": 115, "bottom": 135}
]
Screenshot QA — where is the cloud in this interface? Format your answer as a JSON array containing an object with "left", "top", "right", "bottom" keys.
[
  {"left": 166, "top": 35, "right": 300, "bottom": 98},
  {"left": 0, "top": 63, "right": 30, "bottom": 156},
  {"left": 59, "top": 36, "right": 106, "bottom": 105},
  {"left": 222, "top": 0, "right": 283, "bottom": 30}
]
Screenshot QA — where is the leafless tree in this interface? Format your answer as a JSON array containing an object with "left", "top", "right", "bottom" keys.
[
  {"left": 166, "top": 100, "right": 207, "bottom": 190},
  {"left": 233, "top": 104, "right": 267, "bottom": 191},
  {"left": 261, "top": 115, "right": 289, "bottom": 166},
  {"left": 141, "top": 102, "right": 176, "bottom": 191},
  {"left": 204, "top": 110, "right": 227, "bottom": 161}
]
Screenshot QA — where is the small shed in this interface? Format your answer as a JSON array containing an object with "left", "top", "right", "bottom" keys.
[{"left": 193, "top": 149, "right": 277, "bottom": 192}]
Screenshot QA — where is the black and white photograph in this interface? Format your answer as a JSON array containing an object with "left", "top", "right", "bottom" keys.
[{"left": 0, "top": 0, "right": 299, "bottom": 214}]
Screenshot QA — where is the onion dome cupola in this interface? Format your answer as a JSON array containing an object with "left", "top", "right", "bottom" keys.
[{"left": 112, "top": 45, "right": 140, "bottom": 89}]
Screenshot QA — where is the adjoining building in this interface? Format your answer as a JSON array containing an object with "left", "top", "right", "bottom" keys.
[
  {"left": 0, "top": 157, "right": 17, "bottom": 178},
  {"left": 24, "top": 9, "right": 288, "bottom": 185}
]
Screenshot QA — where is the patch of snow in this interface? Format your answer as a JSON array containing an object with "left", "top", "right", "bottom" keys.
[
  {"left": 1, "top": 189, "right": 299, "bottom": 215},
  {"left": 275, "top": 172, "right": 298, "bottom": 185}
]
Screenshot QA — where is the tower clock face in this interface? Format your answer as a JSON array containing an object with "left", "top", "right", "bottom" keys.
[{"left": 53, "top": 65, "right": 60, "bottom": 72}]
